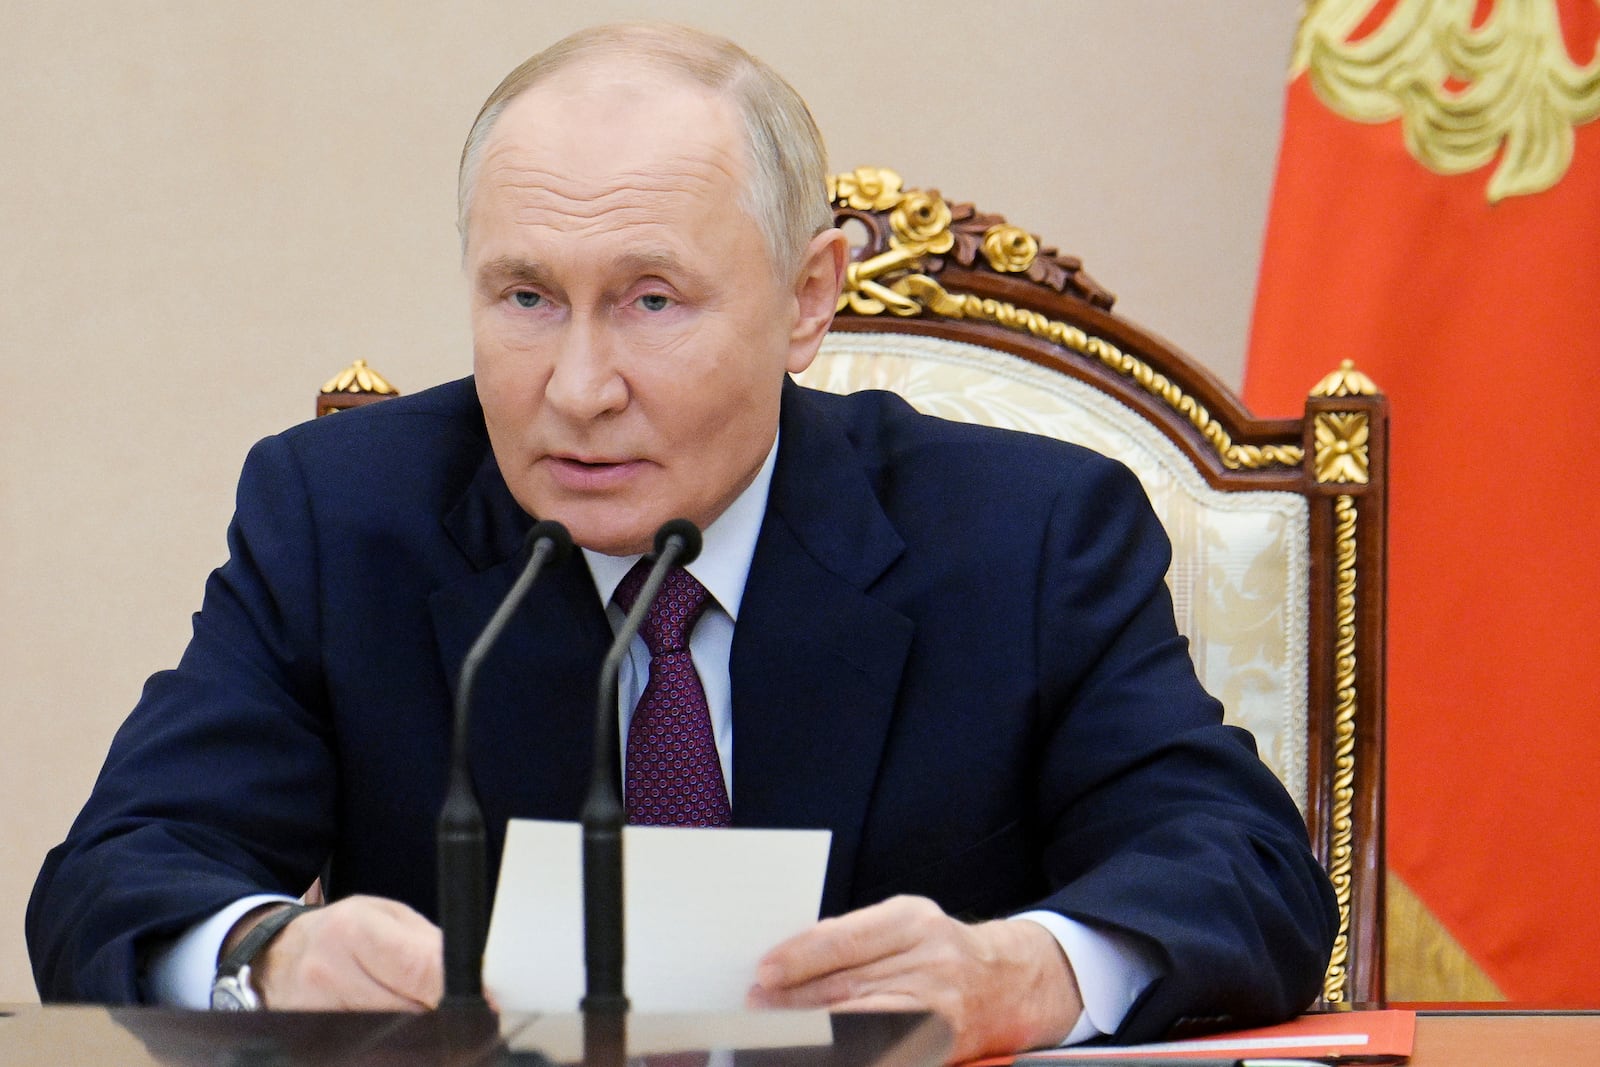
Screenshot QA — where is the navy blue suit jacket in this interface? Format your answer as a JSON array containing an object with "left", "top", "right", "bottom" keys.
[{"left": 29, "top": 376, "right": 1335, "bottom": 1040}]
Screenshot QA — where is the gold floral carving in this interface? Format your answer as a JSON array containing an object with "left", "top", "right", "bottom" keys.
[
  {"left": 320, "top": 359, "right": 397, "bottom": 396},
  {"left": 1323, "top": 493, "right": 1360, "bottom": 1003},
  {"left": 981, "top": 225, "right": 1039, "bottom": 273},
  {"left": 890, "top": 192, "right": 955, "bottom": 254},
  {"left": 1314, "top": 412, "right": 1372, "bottom": 484},
  {"left": 1311, "top": 358, "right": 1380, "bottom": 399},
  {"left": 829, "top": 166, "right": 904, "bottom": 211},
  {"left": 1294, "top": 0, "right": 1600, "bottom": 201},
  {"left": 830, "top": 168, "right": 1115, "bottom": 307}
]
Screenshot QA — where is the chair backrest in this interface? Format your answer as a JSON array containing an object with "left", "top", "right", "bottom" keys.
[
  {"left": 311, "top": 168, "right": 1389, "bottom": 1005},
  {"left": 802, "top": 168, "right": 1388, "bottom": 1006}
]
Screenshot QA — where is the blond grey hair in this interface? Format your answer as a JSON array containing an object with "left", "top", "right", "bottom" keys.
[{"left": 457, "top": 23, "right": 833, "bottom": 277}]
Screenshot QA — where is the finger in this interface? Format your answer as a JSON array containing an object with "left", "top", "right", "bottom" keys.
[
  {"left": 750, "top": 976, "right": 928, "bottom": 1014},
  {"left": 747, "top": 968, "right": 857, "bottom": 1010},
  {"left": 821, "top": 992, "right": 925, "bottom": 1015},
  {"left": 756, "top": 896, "right": 932, "bottom": 989},
  {"left": 749, "top": 926, "right": 950, "bottom": 1011}
]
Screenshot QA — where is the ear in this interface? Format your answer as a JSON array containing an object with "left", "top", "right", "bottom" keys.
[{"left": 784, "top": 228, "right": 849, "bottom": 375}]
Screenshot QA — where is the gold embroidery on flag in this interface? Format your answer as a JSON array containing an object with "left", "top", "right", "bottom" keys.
[
  {"left": 1387, "top": 871, "right": 1507, "bottom": 999},
  {"left": 1294, "top": 0, "right": 1600, "bottom": 201}
]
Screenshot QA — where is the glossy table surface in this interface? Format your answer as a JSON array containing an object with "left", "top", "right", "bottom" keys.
[
  {"left": 0, "top": 1004, "right": 950, "bottom": 1067},
  {"left": 2, "top": 1006, "right": 1596, "bottom": 1065}
]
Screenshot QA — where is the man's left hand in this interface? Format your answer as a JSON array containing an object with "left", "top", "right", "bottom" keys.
[{"left": 747, "top": 895, "right": 1083, "bottom": 1064}]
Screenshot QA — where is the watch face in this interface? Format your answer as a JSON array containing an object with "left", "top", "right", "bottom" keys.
[{"left": 211, "top": 973, "right": 258, "bottom": 1011}]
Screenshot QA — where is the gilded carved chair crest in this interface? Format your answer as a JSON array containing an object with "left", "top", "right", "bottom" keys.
[
  {"left": 830, "top": 166, "right": 1115, "bottom": 316},
  {"left": 827, "top": 167, "right": 1376, "bottom": 477}
]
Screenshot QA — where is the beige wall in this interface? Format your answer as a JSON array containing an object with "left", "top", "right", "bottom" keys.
[{"left": 0, "top": 2, "right": 1297, "bottom": 1002}]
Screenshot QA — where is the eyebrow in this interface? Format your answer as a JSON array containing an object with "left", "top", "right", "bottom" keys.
[
  {"left": 612, "top": 249, "right": 686, "bottom": 278},
  {"left": 476, "top": 249, "right": 703, "bottom": 292},
  {"left": 476, "top": 257, "right": 550, "bottom": 288}
]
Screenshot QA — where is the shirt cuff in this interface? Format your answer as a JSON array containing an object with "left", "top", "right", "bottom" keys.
[
  {"left": 143, "top": 894, "right": 299, "bottom": 1008},
  {"left": 1011, "top": 911, "right": 1161, "bottom": 1045}
]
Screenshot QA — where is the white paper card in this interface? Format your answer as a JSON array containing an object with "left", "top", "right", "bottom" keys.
[{"left": 483, "top": 819, "right": 832, "bottom": 1013}]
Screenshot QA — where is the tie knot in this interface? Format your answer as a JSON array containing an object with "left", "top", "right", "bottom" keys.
[{"left": 614, "top": 561, "right": 712, "bottom": 655}]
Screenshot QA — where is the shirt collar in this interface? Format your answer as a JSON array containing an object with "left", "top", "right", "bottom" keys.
[{"left": 582, "top": 432, "right": 778, "bottom": 621}]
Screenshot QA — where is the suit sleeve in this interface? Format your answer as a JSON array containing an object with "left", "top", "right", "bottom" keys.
[
  {"left": 1026, "top": 456, "right": 1337, "bottom": 1042},
  {"left": 26, "top": 433, "right": 337, "bottom": 1002}
]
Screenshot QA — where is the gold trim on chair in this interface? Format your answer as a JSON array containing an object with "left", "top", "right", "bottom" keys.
[
  {"left": 1323, "top": 493, "right": 1360, "bottom": 1003},
  {"left": 1313, "top": 413, "right": 1372, "bottom": 485},
  {"left": 315, "top": 360, "right": 401, "bottom": 418},
  {"left": 320, "top": 359, "right": 398, "bottom": 397},
  {"left": 830, "top": 169, "right": 1303, "bottom": 473},
  {"left": 1311, "top": 359, "right": 1380, "bottom": 399}
]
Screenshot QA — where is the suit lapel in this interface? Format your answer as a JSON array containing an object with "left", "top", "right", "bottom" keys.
[
  {"left": 731, "top": 382, "right": 913, "bottom": 916},
  {"left": 429, "top": 452, "right": 612, "bottom": 839}
]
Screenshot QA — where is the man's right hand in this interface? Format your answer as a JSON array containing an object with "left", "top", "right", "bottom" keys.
[{"left": 232, "top": 895, "right": 443, "bottom": 1010}]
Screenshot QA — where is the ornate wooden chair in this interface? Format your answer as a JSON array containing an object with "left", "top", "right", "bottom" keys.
[
  {"left": 313, "top": 166, "right": 1389, "bottom": 1006},
  {"left": 801, "top": 167, "right": 1388, "bottom": 1006}
]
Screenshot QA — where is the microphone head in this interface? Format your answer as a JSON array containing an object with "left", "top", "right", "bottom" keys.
[
  {"left": 526, "top": 519, "right": 574, "bottom": 563},
  {"left": 653, "top": 518, "right": 702, "bottom": 566}
]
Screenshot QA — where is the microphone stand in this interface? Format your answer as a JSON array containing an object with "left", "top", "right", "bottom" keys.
[
  {"left": 579, "top": 518, "right": 703, "bottom": 1061},
  {"left": 437, "top": 520, "right": 572, "bottom": 1006}
]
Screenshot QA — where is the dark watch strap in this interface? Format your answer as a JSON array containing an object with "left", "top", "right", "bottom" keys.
[{"left": 217, "top": 903, "right": 316, "bottom": 980}]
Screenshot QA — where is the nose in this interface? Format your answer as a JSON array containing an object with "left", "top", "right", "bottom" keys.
[{"left": 543, "top": 316, "right": 628, "bottom": 421}]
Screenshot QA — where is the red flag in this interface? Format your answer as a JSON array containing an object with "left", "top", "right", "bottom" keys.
[{"left": 1246, "top": 0, "right": 1600, "bottom": 1001}]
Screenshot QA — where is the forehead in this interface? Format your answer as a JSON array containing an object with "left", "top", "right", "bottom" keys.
[{"left": 470, "top": 67, "right": 749, "bottom": 244}]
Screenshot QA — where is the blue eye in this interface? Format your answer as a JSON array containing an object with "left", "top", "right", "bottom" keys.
[
  {"left": 638, "top": 294, "right": 671, "bottom": 312},
  {"left": 512, "top": 291, "right": 543, "bottom": 309}
]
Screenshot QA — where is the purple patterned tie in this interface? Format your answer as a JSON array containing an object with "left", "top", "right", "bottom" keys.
[{"left": 614, "top": 561, "right": 732, "bottom": 827}]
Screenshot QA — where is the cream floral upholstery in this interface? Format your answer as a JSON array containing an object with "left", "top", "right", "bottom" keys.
[{"left": 798, "top": 335, "right": 1312, "bottom": 811}]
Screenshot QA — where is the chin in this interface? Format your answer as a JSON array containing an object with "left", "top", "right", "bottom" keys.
[
  {"left": 516, "top": 486, "right": 656, "bottom": 558},
  {"left": 554, "top": 516, "right": 658, "bottom": 558}
]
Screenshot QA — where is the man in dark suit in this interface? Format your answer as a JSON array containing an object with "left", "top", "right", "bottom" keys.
[{"left": 28, "top": 23, "right": 1335, "bottom": 1062}]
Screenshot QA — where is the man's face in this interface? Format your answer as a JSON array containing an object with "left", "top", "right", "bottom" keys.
[{"left": 466, "top": 69, "right": 821, "bottom": 556}]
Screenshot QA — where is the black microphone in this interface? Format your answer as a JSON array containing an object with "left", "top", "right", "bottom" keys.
[
  {"left": 580, "top": 518, "right": 703, "bottom": 1016},
  {"left": 438, "top": 519, "right": 573, "bottom": 1005}
]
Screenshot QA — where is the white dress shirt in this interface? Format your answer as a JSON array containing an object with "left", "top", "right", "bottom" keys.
[{"left": 150, "top": 432, "right": 1156, "bottom": 1040}]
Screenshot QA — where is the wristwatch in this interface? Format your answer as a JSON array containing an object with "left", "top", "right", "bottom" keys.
[{"left": 210, "top": 903, "right": 316, "bottom": 1011}]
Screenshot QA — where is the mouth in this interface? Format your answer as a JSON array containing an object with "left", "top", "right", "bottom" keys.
[
  {"left": 543, "top": 454, "right": 646, "bottom": 490},
  {"left": 555, "top": 453, "right": 632, "bottom": 469}
]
